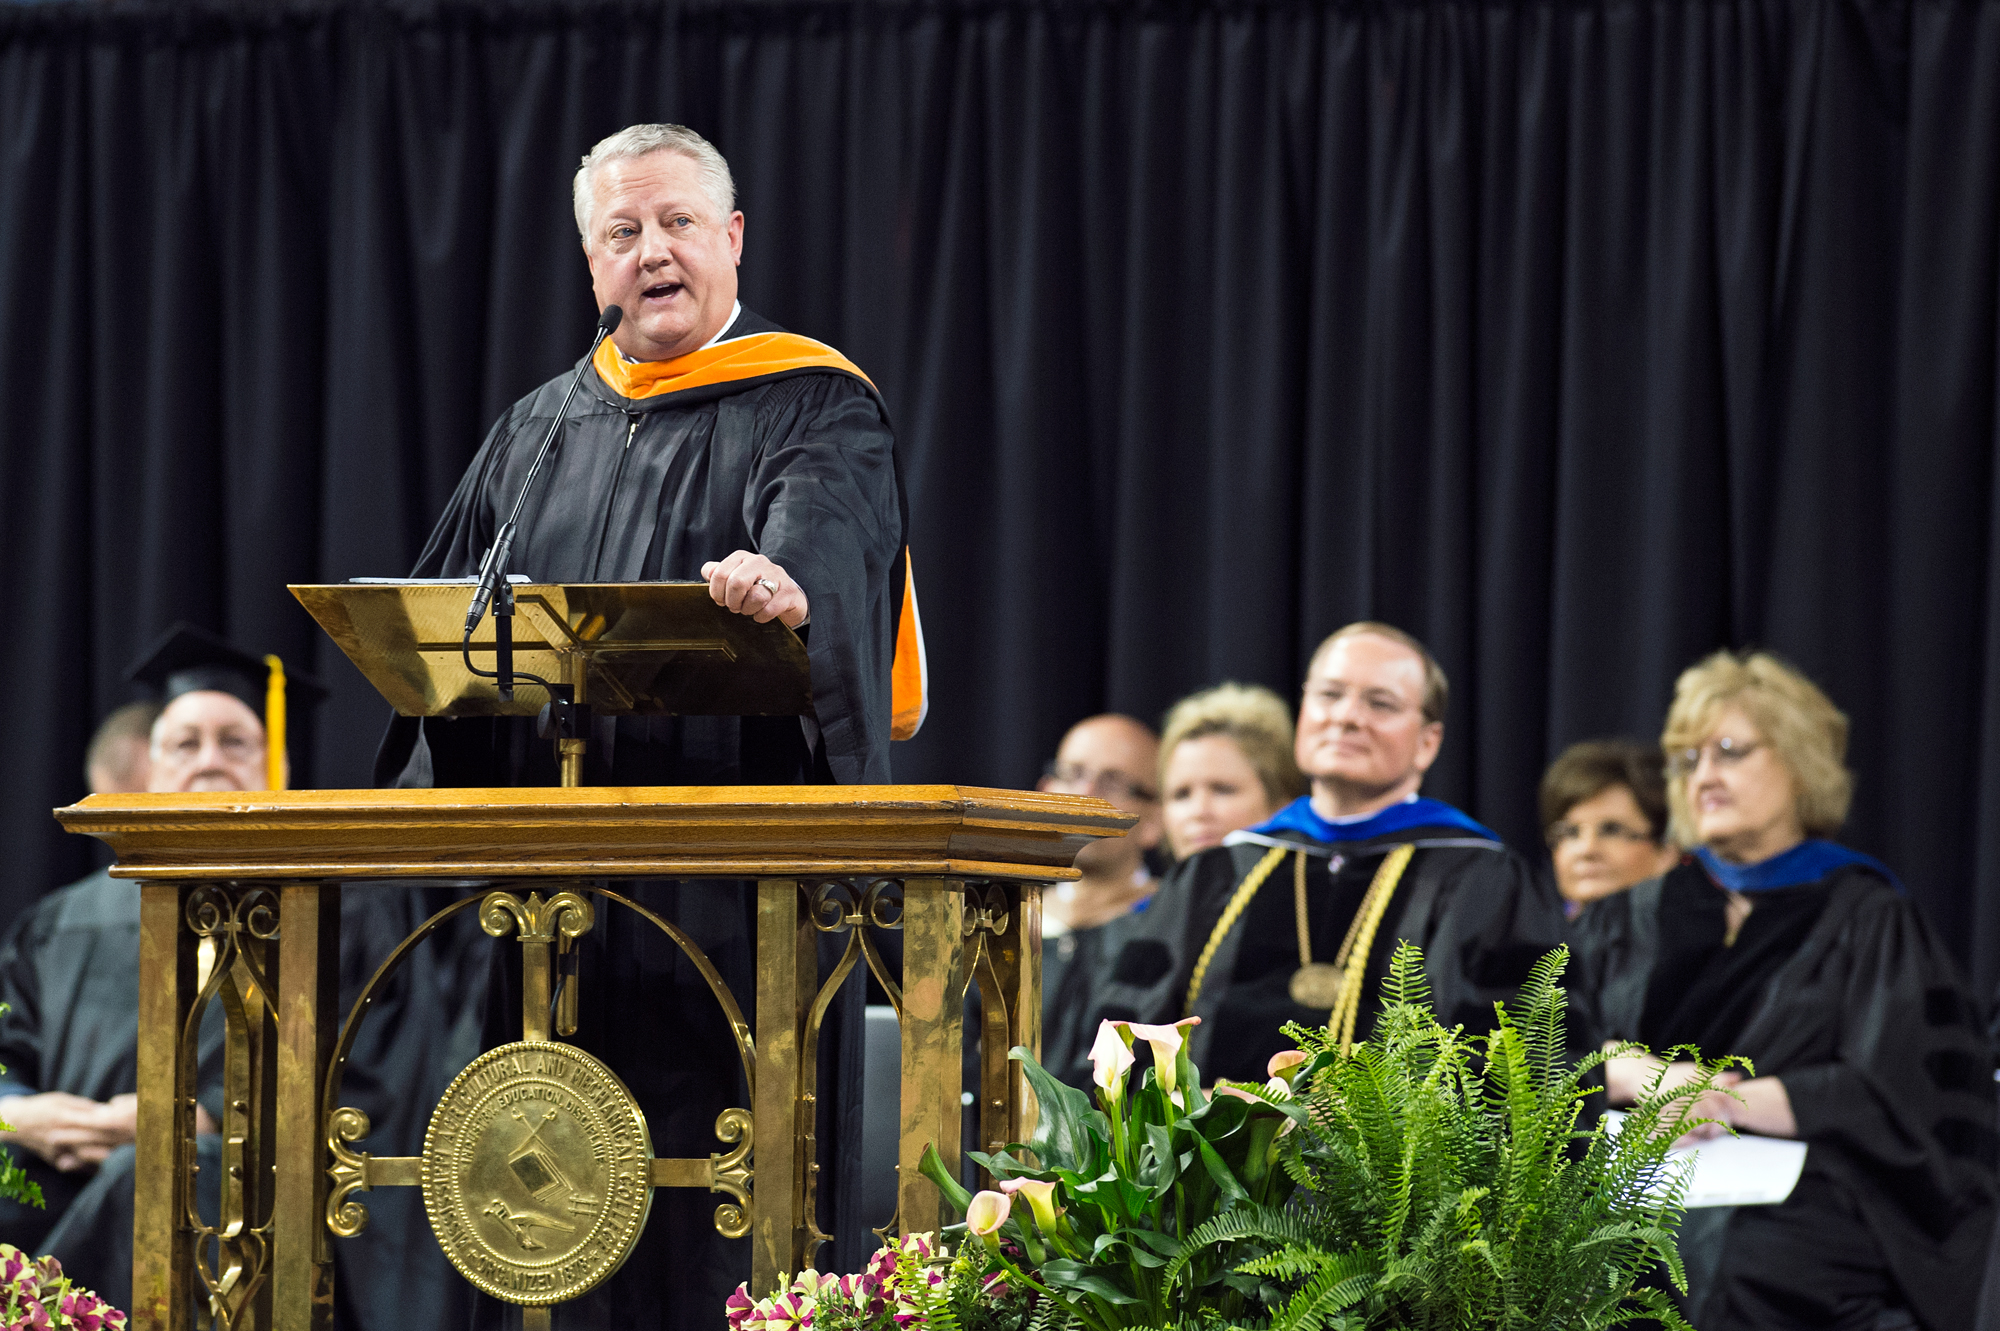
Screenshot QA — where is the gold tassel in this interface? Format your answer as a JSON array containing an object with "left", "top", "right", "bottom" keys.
[{"left": 263, "top": 654, "right": 287, "bottom": 792}]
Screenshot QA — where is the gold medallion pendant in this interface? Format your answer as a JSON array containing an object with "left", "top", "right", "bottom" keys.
[
  {"left": 1288, "top": 961, "right": 1347, "bottom": 1010},
  {"left": 422, "top": 1041, "right": 653, "bottom": 1306}
]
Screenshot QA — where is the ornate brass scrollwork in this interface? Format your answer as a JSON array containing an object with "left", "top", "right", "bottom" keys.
[
  {"left": 870, "top": 1203, "right": 901, "bottom": 1250},
  {"left": 182, "top": 884, "right": 283, "bottom": 1330},
  {"left": 812, "top": 879, "right": 906, "bottom": 1014},
  {"left": 963, "top": 882, "right": 1012, "bottom": 938},
  {"left": 709, "top": 1108, "right": 755, "bottom": 1239},
  {"left": 479, "top": 889, "right": 595, "bottom": 943},
  {"left": 319, "top": 882, "right": 800, "bottom": 1278},
  {"left": 326, "top": 1106, "right": 375, "bottom": 1238},
  {"left": 795, "top": 879, "right": 909, "bottom": 1262}
]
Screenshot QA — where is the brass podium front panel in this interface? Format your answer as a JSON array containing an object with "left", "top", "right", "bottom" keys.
[{"left": 58, "top": 786, "right": 1128, "bottom": 1331}]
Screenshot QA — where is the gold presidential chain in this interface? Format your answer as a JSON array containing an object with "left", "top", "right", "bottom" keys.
[
  {"left": 1185, "top": 839, "right": 1417, "bottom": 1054},
  {"left": 1317, "top": 843, "right": 1415, "bottom": 1052}
]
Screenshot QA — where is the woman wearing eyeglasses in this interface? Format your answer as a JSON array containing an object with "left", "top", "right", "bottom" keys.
[
  {"left": 1539, "top": 739, "right": 1679, "bottom": 917},
  {"left": 1581, "top": 651, "right": 1993, "bottom": 1331}
]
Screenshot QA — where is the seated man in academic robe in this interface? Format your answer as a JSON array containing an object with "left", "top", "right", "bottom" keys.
[
  {"left": 0, "top": 626, "right": 314, "bottom": 1301},
  {"left": 0, "top": 701, "right": 168, "bottom": 1257},
  {"left": 373, "top": 123, "right": 913, "bottom": 1327},
  {"left": 1085, "top": 622, "right": 1569, "bottom": 1083}
]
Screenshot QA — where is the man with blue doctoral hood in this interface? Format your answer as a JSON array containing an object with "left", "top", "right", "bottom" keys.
[{"left": 1082, "top": 622, "right": 1568, "bottom": 1083}]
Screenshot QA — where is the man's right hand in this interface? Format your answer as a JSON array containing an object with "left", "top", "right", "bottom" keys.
[{"left": 0, "top": 1091, "right": 139, "bottom": 1172}]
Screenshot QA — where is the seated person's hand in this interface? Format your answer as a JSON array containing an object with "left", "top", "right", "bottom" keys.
[
  {"left": 1674, "top": 1073, "right": 1796, "bottom": 1145},
  {"left": 0, "top": 1092, "right": 220, "bottom": 1172},
  {"left": 1604, "top": 1050, "right": 1715, "bottom": 1104},
  {"left": 701, "top": 551, "right": 809, "bottom": 629},
  {"left": 0, "top": 1091, "right": 139, "bottom": 1172},
  {"left": 1605, "top": 1049, "right": 1759, "bottom": 1142},
  {"left": 1672, "top": 1072, "right": 1745, "bottom": 1145}
]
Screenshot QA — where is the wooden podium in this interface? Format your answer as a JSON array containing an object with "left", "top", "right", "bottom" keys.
[{"left": 55, "top": 785, "right": 1132, "bottom": 1331}]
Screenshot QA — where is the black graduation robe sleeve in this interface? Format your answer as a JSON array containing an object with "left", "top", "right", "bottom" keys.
[
  {"left": 1398, "top": 844, "right": 1580, "bottom": 1048},
  {"left": 378, "top": 368, "right": 901, "bottom": 786},
  {"left": 404, "top": 398, "right": 527, "bottom": 578},
  {"left": 1076, "top": 845, "right": 1245, "bottom": 1057},
  {"left": 1581, "top": 869, "right": 1997, "bottom": 1331},
  {"left": 1735, "top": 879, "right": 1997, "bottom": 1326},
  {"left": 732, "top": 375, "right": 901, "bottom": 783}
]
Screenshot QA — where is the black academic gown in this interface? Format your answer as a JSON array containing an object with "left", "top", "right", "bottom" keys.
[
  {"left": 0, "top": 870, "right": 224, "bottom": 1303},
  {"left": 1577, "top": 862, "right": 1998, "bottom": 1331},
  {"left": 375, "top": 305, "right": 903, "bottom": 791},
  {"left": 377, "top": 308, "right": 896, "bottom": 1329},
  {"left": 1082, "top": 815, "right": 1570, "bottom": 1086}
]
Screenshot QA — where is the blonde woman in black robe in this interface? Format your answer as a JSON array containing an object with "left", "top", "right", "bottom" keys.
[{"left": 1580, "top": 651, "right": 1995, "bottom": 1331}]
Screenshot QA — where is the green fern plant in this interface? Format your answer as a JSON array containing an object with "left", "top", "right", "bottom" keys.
[{"left": 1213, "top": 942, "right": 1741, "bottom": 1331}]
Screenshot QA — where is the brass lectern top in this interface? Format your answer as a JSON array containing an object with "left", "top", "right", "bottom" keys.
[{"left": 291, "top": 580, "right": 811, "bottom": 720}]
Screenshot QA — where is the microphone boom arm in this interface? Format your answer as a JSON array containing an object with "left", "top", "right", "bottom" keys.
[{"left": 463, "top": 305, "right": 623, "bottom": 636}]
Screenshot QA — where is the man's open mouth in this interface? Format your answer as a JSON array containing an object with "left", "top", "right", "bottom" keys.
[{"left": 642, "top": 282, "right": 682, "bottom": 300}]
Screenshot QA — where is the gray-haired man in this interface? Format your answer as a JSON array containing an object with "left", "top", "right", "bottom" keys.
[{"left": 376, "top": 125, "right": 908, "bottom": 1328}]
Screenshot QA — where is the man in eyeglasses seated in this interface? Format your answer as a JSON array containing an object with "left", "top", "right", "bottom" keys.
[
  {"left": 1079, "top": 622, "right": 1570, "bottom": 1085},
  {"left": 1539, "top": 740, "right": 1680, "bottom": 919},
  {"left": 1036, "top": 715, "right": 1165, "bottom": 1088}
]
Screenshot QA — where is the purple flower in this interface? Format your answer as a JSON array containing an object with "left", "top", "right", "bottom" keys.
[{"left": 764, "top": 1289, "right": 813, "bottom": 1331}]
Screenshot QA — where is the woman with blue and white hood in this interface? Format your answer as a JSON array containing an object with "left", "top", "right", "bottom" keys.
[
  {"left": 1081, "top": 622, "right": 1569, "bottom": 1086},
  {"left": 1582, "top": 650, "right": 1994, "bottom": 1331}
]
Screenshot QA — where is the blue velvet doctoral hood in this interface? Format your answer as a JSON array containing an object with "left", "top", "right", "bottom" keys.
[
  {"left": 1249, "top": 794, "right": 1500, "bottom": 845},
  {"left": 1692, "top": 839, "right": 1903, "bottom": 894}
]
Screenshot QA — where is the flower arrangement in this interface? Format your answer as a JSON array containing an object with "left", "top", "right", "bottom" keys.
[
  {"left": 0, "top": 1246, "right": 127, "bottom": 1331},
  {"left": 726, "top": 1232, "right": 1034, "bottom": 1331},
  {"left": 917, "top": 1009, "right": 1301, "bottom": 1329},
  {"left": 737, "top": 943, "right": 1731, "bottom": 1331},
  {"left": 912, "top": 943, "right": 1732, "bottom": 1331}
]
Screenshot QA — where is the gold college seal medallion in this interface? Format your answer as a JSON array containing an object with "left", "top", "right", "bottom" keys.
[
  {"left": 422, "top": 1041, "right": 653, "bottom": 1305},
  {"left": 1288, "top": 962, "right": 1346, "bottom": 1010}
]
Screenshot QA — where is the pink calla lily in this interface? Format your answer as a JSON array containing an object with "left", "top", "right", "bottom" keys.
[
  {"left": 998, "top": 1176, "right": 1063, "bottom": 1234},
  {"left": 1087, "top": 1021, "right": 1137, "bottom": 1094},
  {"left": 1119, "top": 1017, "right": 1200, "bottom": 1093},
  {"left": 1267, "top": 1050, "right": 1308, "bottom": 1081},
  {"left": 965, "top": 1189, "right": 1012, "bottom": 1237}
]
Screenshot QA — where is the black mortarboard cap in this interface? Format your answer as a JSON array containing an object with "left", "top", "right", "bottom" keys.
[{"left": 125, "top": 622, "right": 328, "bottom": 721}]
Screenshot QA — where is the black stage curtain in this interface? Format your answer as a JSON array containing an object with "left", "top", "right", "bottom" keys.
[{"left": 3, "top": 0, "right": 1999, "bottom": 987}]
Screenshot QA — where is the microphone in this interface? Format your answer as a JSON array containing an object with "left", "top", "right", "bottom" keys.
[{"left": 464, "top": 304, "right": 624, "bottom": 635}]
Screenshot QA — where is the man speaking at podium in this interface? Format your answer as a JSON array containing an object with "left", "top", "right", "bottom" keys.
[
  {"left": 378, "top": 122, "right": 909, "bottom": 790},
  {"left": 376, "top": 124, "right": 909, "bottom": 1329}
]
